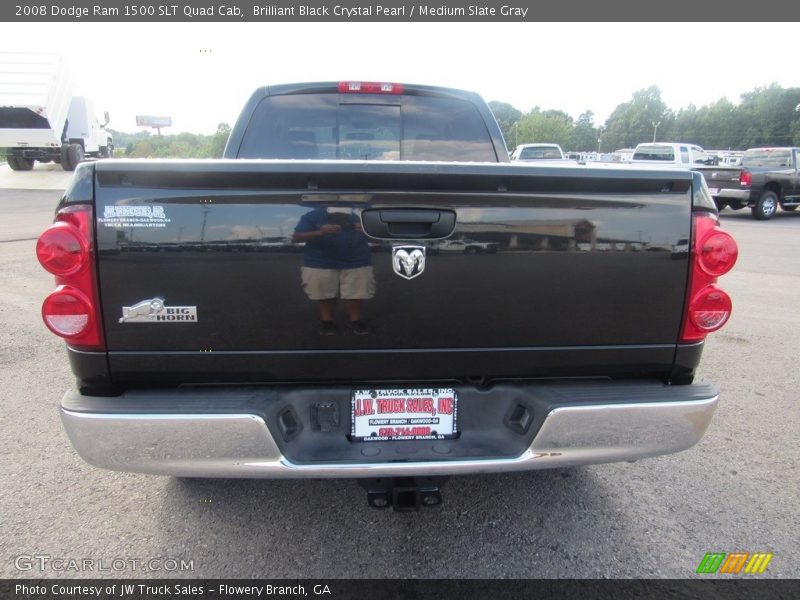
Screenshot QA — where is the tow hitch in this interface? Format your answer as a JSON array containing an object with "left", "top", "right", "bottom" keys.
[{"left": 359, "top": 477, "right": 447, "bottom": 512}]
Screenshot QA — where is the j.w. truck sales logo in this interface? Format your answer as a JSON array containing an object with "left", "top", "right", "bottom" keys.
[
  {"left": 696, "top": 552, "right": 773, "bottom": 574},
  {"left": 100, "top": 205, "right": 171, "bottom": 228}
]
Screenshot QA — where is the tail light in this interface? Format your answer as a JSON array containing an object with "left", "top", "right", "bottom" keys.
[
  {"left": 36, "top": 221, "right": 88, "bottom": 276},
  {"left": 687, "top": 285, "right": 732, "bottom": 332},
  {"left": 338, "top": 81, "right": 404, "bottom": 95},
  {"left": 42, "top": 287, "right": 93, "bottom": 338},
  {"left": 697, "top": 228, "right": 738, "bottom": 276},
  {"left": 681, "top": 214, "right": 738, "bottom": 342},
  {"left": 739, "top": 170, "right": 752, "bottom": 187},
  {"left": 36, "top": 204, "right": 104, "bottom": 350}
]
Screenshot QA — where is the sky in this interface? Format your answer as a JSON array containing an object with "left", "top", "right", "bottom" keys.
[{"left": 2, "top": 22, "right": 799, "bottom": 135}]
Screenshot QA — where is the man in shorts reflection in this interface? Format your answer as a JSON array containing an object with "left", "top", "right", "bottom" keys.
[{"left": 293, "top": 207, "right": 375, "bottom": 335}]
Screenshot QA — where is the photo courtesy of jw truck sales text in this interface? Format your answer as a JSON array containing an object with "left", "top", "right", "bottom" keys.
[
  {"left": 14, "top": 584, "right": 331, "bottom": 597},
  {"left": 35, "top": 79, "right": 739, "bottom": 512}
]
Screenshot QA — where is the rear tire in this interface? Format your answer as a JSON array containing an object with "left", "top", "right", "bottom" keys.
[
  {"left": 60, "top": 144, "right": 84, "bottom": 171},
  {"left": 7, "top": 156, "right": 34, "bottom": 170},
  {"left": 16, "top": 157, "right": 34, "bottom": 170},
  {"left": 752, "top": 191, "right": 778, "bottom": 220},
  {"left": 60, "top": 145, "right": 71, "bottom": 170},
  {"left": 781, "top": 204, "right": 798, "bottom": 212},
  {"left": 713, "top": 198, "right": 727, "bottom": 211}
]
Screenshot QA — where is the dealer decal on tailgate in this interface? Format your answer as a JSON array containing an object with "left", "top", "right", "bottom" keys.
[{"left": 351, "top": 388, "right": 458, "bottom": 442}]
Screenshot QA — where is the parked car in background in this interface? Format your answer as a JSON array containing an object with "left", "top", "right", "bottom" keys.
[
  {"left": 671, "top": 237, "right": 689, "bottom": 259},
  {"left": 435, "top": 239, "right": 498, "bottom": 253},
  {"left": 706, "top": 150, "right": 744, "bottom": 167},
  {"left": 631, "top": 142, "right": 715, "bottom": 167},
  {"left": 739, "top": 147, "right": 800, "bottom": 219},
  {"left": 632, "top": 143, "right": 750, "bottom": 212},
  {"left": 510, "top": 143, "right": 567, "bottom": 161},
  {"left": 612, "top": 148, "right": 635, "bottom": 162},
  {"left": 700, "top": 164, "right": 750, "bottom": 212}
]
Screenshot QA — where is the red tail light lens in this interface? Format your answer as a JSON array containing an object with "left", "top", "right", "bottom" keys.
[
  {"left": 42, "top": 286, "right": 93, "bottom": 337},
  {"left": 338, "top": 81, "right": 404, "bottom": 94},
  {"left": 739, "top": 170, "right": 752, "bottom": 187},
  {"left": 680, "top": 214, "right": 737, "bottom": 342},
  {"left": 36, "top": 221, "right": 88, "bottom": 276},
  {"left": 697, "top": 229, "right": 738, "bottom": 276},
  {"left": 37, "top": 204, "right": 104, "bottom": 350},
  {"left": 688, "top": 285, "right": 732, "bottom": 332}
]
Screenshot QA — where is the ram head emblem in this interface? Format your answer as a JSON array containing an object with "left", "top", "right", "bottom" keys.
[
  {"left": 119, "top": 297, "right": 165, "bottom": 323},
  {"left": 392, "top": 246, "right": 426, "bottom": 280}
]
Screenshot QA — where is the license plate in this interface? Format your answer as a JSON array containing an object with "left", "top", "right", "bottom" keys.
[
  {"left": 708, "top": 187, "right": 720, "bottom": 195},
  {"left": 351, "top": 388, "right": 458, "bottom": 442}
]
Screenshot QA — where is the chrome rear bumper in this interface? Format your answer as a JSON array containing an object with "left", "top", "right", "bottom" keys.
[
  {"left": 60, "top": 383, "right": 719, "bottom": 478},
  {"left": 715, "top": 189, "right": 750, "bottom": 201}
]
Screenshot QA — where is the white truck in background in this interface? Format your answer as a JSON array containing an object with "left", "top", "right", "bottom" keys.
[
  {"left": 630, "top": 142, "right": 715, "bottom": 167},
  {"left": 66, "top": 96, "right": 113, "bottom": 158},
  {"left": 510, "top": 143, "right": 568, "bottom": 161},
  {"left": 0, "top": 52, "right": 112, "bottom": 171}
]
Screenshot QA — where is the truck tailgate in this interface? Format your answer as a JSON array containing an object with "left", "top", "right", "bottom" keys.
[
  {"left": 93, "top": 160, "right": 694, "bottom": 385},
  {"left": 697, "top": 165, "right": 741, "bottom": 192}
]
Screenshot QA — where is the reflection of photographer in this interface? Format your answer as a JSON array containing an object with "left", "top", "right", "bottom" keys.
[{"left": 293, "top": 207, "right": 375, "bottom": 335}]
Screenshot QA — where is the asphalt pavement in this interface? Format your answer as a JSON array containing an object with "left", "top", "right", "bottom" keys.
[{"left": 0, "top": 176, "right": 797, "bottom": 579}]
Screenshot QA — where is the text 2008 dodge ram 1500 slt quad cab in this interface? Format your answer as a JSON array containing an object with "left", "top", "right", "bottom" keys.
[{"left": 37, "top": 82, "right": 738, "bottom": 510}]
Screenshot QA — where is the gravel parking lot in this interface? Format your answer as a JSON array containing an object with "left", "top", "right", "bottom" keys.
[{"left": 0, "top": 179, "right": 797, "bottom": 579}]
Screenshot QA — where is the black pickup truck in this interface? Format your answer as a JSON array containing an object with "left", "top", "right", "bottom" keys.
[
  {"left": 700, "top": 165, "right": 750, "bottom": 213},
  {"left": 36, "top": 82, "right": 739, "bottom": 510},
  {"left": 739, "top": 147, "right": 800, "bottom": 219},
  {"left": 699, "top": 147, "right": 800, "bottom": 219}
]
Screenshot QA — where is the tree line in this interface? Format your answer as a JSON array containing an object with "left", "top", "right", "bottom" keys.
[
  {"left": 7, "top": 84, "right": 794, "bottom": 162},
  {"left": 109, "top": 123, "right": 231, "bottom": 158},
  {"left": 490, "top": 83, "right": 800, "bottom": 153}
]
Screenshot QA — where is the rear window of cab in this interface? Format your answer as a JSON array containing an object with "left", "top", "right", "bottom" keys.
[
  {"left": 237, "top": 93, "right": 498, "bottom": 162},
  {"left": 742, "top": 149, "right": 793, "bottom": 168},
  {"left": 632, "top": 145, "right": 675, "bottom": 161}
]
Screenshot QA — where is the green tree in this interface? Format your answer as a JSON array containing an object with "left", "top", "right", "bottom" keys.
[
  {"left": 569, "top": 111, "right": 598, "bottom": 152},
  {"left": 106, "top": 124, "right": 231, "bottom": 158},
  {"left": 165, "top": 141, "right": 193, "bottom": 158},
  {"left": 602, "top": 86, "right": 673, "bottom": 150},
  {"left": 517, "top": 108, "right": 573, "bottom": 149},
  {"left": 671, "top": 104, "right": 702, "bottom": 146},
  {"left": 695, "top": 99, "right": 742, "bottom": 149},
  {"left": 129, "top": 141, "right": 156, "bottom": 158},
  {"left": 738, "top": 84, "right": 799, "bottom": 148},
  {"left": 209, "top": 123, "right": 231, "bottom": 158}
]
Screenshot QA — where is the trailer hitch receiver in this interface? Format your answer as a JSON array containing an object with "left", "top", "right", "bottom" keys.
[{"left": 359, "top": 477, "right": 447, "bottom": 512}]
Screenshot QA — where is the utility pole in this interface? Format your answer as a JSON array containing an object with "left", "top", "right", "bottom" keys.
[{"left": 652, "top": 121, "right": 661, "bottom": 143}]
